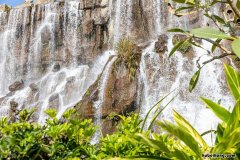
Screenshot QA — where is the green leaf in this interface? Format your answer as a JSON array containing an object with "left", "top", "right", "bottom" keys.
[
  {"left": 45, "top": 109, "right": 57, "bottom": 118},
  {"left": 213, "top": 128, "right": 240, "bottom": 153},
  {"left": 168, "top": 28, "right": 186, "bottom": 33},
  {"left": 169, "top": 38, "right": 190, "bottom": 58},
  {"left": 211, "top": 39, "right": 222, "bottom": 53},
  {"left": 201, "top": 130, "right": 216, "bottom": 137},
  {"left": 224, "top": 64, "right": 240, "bottom": 100},
  {"left": 223, "top": 100, "right": 240, "bottom": 138},
  {"left": 172, "top": 0, "right": 195, "bottom": 4},
  {"left": 148, "top": 95, "right": 177, "bottom": 130},
  {"left": 190, "top": 27, "right": 231, "bottom": 39},
  {"left": 158, "top": 120, "right": 202, "bottom": 157},
  {"left": 201, "top": 97, "right": 231, "bottom": 123},
  {"left": 175, "top": 6, "right": 194, "bottom": 12},
  {"left": 189, "top": 69, "right": 200, "bottom": 92},
  {"left": 231, "top": 39, "right": 240, "bottom": 58},
  {"left": 213, "top": 15, "right": 225, "bottom": 24},
  {"left": 135, "top": 133, "right": 170, "bottom": 153},
  {"left": 173, "top": 110, "right": 208, "bottom": 149},
  {"left": 237, "top": 0, "right": 240, "bottom": 10},
  {"left": 141, "top": 91, "right": 174, "bottom": 131}
]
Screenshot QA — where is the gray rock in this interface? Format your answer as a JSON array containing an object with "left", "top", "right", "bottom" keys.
[{"left": 9, "top": 81, "right": 24, "bottom": 92}]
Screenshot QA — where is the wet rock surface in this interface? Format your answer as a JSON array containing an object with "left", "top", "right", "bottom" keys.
[
  {"left": 155, "top": 34, "right": 168, "bottom": 54},
  {"left": 8, "top": 81, "right": 24, "bottom": 92}
]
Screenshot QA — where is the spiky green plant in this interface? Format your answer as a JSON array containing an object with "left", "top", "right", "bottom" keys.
[{"left": 114, "top": 39, "right": 141, "bottom": 81}]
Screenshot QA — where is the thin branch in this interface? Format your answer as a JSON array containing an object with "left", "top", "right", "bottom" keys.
[
  {"left": 200, "top": 38, "right": 232, "bottom": 54},
  {"left": 202, "top": 53, "right": 235, "bottom": 65},
  {"left": 205, "top": 10, "right": 225, "bottom": 32}
]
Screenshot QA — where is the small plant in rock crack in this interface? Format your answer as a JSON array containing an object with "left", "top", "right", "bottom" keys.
[{"left": 114, "top": 39, "right": 141, "bottom": 81}]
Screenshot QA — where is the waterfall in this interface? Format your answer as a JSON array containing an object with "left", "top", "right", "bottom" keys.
[
  {"left": 28, "top": 3, "right": 58, "bottom": 80},
  {"left": 63, "top": 1, "right": 83, "bottom": 67},
  {"left": 91, "top": 56, "right": 117, "bottom": 144},
  {"left": 139, "top": 38, "right": 234, "bottom": 144},
  {"left": 111, "top": 0, "right": 133, "bottom": 45}
]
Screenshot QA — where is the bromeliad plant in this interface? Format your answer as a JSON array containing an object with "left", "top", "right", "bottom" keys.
[
  {"left": 135, "top": 64, "right": 240, "bottom": 159},
  {"left": 114, "top": 39, "right": 141, "bottom": 81}
]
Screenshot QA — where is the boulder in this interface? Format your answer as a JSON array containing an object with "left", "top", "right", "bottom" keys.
[
  {"left": 52, "top": 63, "right": 61, "bottom": 72},
  {"left": 8, "top": 81, "right": 24, "bottom": 92},
  {"left": 48, "top": 93, "right": 59, "bottom": 110},
  {"left": 29, "top": 83, "right": 38, "bottom": 92},
  {"left": 155, "top": 34, "right": 168, "bottom": 54},
  {"left": 172, "top": 34, "right": 192, "bottom": 53}
]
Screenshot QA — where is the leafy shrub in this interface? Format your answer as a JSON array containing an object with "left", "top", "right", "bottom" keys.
[
  {"left": 98, "top": 114, "right": 160, "bottom": 159},
  {"left": 0, "top": 108, "right": 96, "bottom": 160},
  {"left": 114, "top": 39, "right": 141, "bottom": 81}
]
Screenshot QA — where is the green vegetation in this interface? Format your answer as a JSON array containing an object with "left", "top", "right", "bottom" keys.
[
  {"left": 114, "top": 39, "right": 141, "bottom": 81},
  {"left": 0, "top": 64, "right": 239, "bottom": 159},
  {"left": 0, "top": 108, "right": 96, "bottom": 159}
]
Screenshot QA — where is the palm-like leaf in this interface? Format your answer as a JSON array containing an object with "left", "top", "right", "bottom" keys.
[
  {"left": 158, "top": 120, "right": 202, "bottom": 158},
  {"left": 201, "top": 97, "right": 230, "bottom": 123},
  {"left": 224, "top": 64, "right": 240, "bottom": 101},
  {"left": 173, "top": 110, "right": 208, "bottom": 149}
]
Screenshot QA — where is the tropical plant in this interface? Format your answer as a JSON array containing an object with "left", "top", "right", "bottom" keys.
[
  {"left": 134, "top": 64, "right": 240, "bottom": 159},
  {"left": 0, "top": 108, "right": 96, "bottom": 160},
  {"left": 167, "top": 0, "right": 240, "bottom": 92},
  {"left": 98, "top": 113, "right": 161, "bottom": 159},
  {"left": 114, "top": 39, "right": 141, "bottom": 81}
]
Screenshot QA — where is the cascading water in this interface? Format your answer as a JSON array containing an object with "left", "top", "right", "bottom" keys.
[
  {"left": 111, "top": 0, "right": 133, "bottom": 45},
  {"left": 139, "top": 39, "right": 234, "bottom": 145},
  {"left": 91, "top": 56, "right": 117, "bottom": 144},
  {"left": 0, "top": 1, "right": 118, "bottom": 125}
]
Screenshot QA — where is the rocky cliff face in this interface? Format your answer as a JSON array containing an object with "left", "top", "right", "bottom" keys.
[{"left": 0, "top": 0, "right": 234, "bottom": 143}]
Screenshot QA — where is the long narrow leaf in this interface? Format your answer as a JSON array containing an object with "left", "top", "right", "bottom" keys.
[
  {"left": 224, "top": 64, "right": 240, "bottom": 100},
  {"left": 190, "top": 27, "right": 231, "bottom": 39},
  {"left": 213, "top": 128, "right": 240, "bottom": 153},
  {"left": 148, "top": 95, "right": 177, "bottom": 130},
  {"left": 232, "top": 39, "right": 240, "bottom": 58},
  {"left": 141, "top": 91, "right": 174, "bottom": 131},
  {"left": 135, "top": 133, "right": 170, "bottom": 153},
  {"left": 159, "top": 120, "right": 202, "bottom": 157},
  {"left": 189, "top": 69, "right": 201, "bottom": 92},
  {"left": 201, "top": 97, "right": 231, "bottom": 123},
  {"left": 168, "top": 39, "right": 190, "bottom": 58},
  {"left": 223, "top": 100, "right": 240, "bottom": 138},
  {"left": 173, "top": 110, "right": 208, "bottom": 149}
]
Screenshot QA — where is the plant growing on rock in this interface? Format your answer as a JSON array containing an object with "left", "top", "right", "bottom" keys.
[{"left": 114, "top": 39, "right": 141, "bottom": 81}]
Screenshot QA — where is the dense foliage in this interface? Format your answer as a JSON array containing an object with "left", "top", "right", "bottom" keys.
[{"left": 0, "top": 109, "right": 96, "bottom": 159}]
